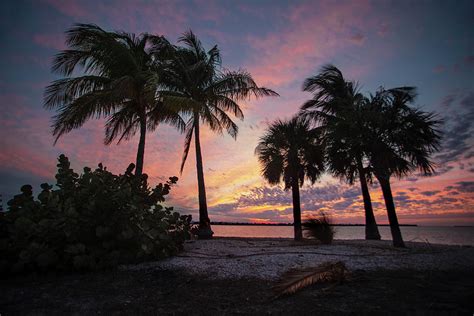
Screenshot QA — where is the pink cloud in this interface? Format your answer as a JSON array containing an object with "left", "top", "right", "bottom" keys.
[
  {"left": 33, "top": 33, "right": 65, "bottom": 50},
  {"left": 0, "top": 94, "right": 57, "bottom": 178},
  {"left": 349, "top": 33, "right": 366, "bottom": 45},
  {"left": 433, "top": 65, "right": 447, "bottom": 73},
  {"left": 193, "top": 0, "right": 228, "bottom": 23},
  {"left": 43, "top": 0, "right": 186, "bottom": 37},
  {"left": 245, "top": 0, "right": 379, "bottom": 87},
  {"left": 42, "top": 0, "right": 90, "bottom": 18}
]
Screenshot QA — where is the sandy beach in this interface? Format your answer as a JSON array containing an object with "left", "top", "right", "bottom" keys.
[
  {"left": 123, "top": 238, "right": 474, "bottom": 279},
  {"left": 2, "top": 238, "right": 473, "bottom": 314}
]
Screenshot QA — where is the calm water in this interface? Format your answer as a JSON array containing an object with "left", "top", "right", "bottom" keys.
[{"left": 212, "top": 225, "right": 474, "bottom": 246}]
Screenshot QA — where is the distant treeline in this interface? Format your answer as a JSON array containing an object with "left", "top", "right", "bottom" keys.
[{"left": 200, "top": 222, "right": 418, "bottom": 227}]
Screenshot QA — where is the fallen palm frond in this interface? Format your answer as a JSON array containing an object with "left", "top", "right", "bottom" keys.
[
  {"left": 303, "top": 212, "right": 335, "bottom": 244},
  {"left": 272, "top": 261, "right": 349, "bottom": 298}
]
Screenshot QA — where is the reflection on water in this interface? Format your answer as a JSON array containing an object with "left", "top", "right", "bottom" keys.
[{"left": 212, "top": 225, "right": 474, "bottom": 246}]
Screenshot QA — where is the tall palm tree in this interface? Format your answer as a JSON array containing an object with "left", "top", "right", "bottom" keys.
[
  {"left": 159, "top": 30, "right": 278, "bottom": 238},
  {"left": 255, "top": 117, "right": 325, "bottom": 240},
  {"left": 300, "top": 65, "right": 381, "bottom": 240},
  {"left": 366, "top": 87, "right": 442, "bottom": 247},
  {"left": 44, "top": 24, "right": 184, "bottom": 176}
]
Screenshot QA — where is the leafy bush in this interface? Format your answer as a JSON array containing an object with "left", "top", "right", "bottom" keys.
[
  {"left": 303, "top": 213, "right": 335, "bottom": 244},
  {"left": 0, "top": 155, "right": 192, "bottom": 275}
]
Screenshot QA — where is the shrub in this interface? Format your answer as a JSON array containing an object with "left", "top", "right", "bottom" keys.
[
  {"left": 303, "top": 213, "right": 335, "bottom": 244},
  {"left": 0, "top": 155, "right": 192, "bottom": 275}
]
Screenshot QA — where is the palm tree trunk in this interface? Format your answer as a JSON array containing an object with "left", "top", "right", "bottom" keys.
[
  {"left": 357, "top": 161, "right": 381, "bottom": 240},
  {"left": 291, "top": 179, "right": 303, "bottom": 241},
  {"left": 135, "top": 116, "right": 147, "bottom": 176},
  {"left": 377, "top": 174, "right": 405, "bottom": 248},
  {"left": 194, "top": 114, "right": 213, "bottom": 239}
]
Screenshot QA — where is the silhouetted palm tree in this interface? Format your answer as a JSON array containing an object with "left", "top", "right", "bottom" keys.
[
  {"left": 44, "top": 24, "right": 184, "bottom": 175},
  {"left": 300, "top": 65, "right": 381, "bottom": 240},
  {"left": 159, "top": 30, "right": 278, "bottom": 238},
  {"left": 255, "top": 117, "right": 325, "bottom": 240},
  {"left": 366, "top": 87, "right": 442, "bottom": 247}
]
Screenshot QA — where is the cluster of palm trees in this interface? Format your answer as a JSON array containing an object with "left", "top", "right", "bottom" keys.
[
  {"left": 256, "top": 65, "right": 441, "bottom": 247},
  {"left": 45, "top": 24, "right": 441, "bottom": 247},
  {"left": 44, "top": 24, "right": 278, "bottom": 238}
]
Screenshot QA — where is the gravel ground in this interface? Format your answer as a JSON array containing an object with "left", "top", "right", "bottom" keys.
[
  {"left": 121, "top": 238, "right": 474, "bottom": 280},
  {"left": 3, "top": 238, "right": 474, "bottom": 314}
]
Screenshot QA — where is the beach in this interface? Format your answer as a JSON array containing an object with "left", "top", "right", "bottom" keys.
[
  {"left": 2, "top": 238, "right": 474, "bottom": 314},
  {"left": 123, "top": 238, "right": 474, "bottom": 279}
]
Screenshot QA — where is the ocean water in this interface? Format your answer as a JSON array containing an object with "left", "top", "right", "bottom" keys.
[{"left": 212, "top": 225, "right": 474, "bottom": 246}]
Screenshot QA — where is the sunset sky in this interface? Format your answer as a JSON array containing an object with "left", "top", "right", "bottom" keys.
[{"left": 0, "top": 0, "right": 473, "bottom": 225}]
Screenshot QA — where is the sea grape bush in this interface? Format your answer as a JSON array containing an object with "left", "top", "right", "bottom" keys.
[{"left": 0, "top": 154, "right": 192, "bottom": 274}]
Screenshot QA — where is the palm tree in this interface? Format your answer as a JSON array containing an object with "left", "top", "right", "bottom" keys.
[
  {"left": 300, "top": 65, "right": 381, "bottom": 240},
  {"left": 44, "top": 24, "right": 184, "bottom": 176},
  {"left": 255, "top": 117, "right": 325, "bottom": 240},
  {"left": 366, "top": 87, "right": 442, "bottom": 247},
  {"left": 158, "top": 31, "right": 278, "bottom": 238}
]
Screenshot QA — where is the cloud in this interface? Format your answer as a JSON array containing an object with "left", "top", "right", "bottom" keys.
[
  {"left": 349, "top": 33, "right": 366, "bottom": 45},
  {"left": 464, "top": 55, "right": 474, "bottom": 66},
  {"left": 377, "top": 22, "right": 391, "bottom": 37},
  {"left": 43, "top": 0, "right": 90, "bottom": 18},
  {"left": 433, "top": 65, "right": 446, "bottom": 73},
  {"left": 432, "top": 55, "right": 474, "bottom": 74},
  {"left": 453, "top": 181, "right": 474, "bottom": 193},
  {"left": 33, "top": 33, "right": 65, "bottom": 50},
  {"left": 420, "top": 190, "right": 441, "bottom": 197},
  {"left": 440, "top": 94, "right": 456, "bottom": 107},
  {"left": 245, "top": 0, "right": 378, "bottom": 87},
  {"left": 435, "top": 91, "right": 474, "bottom": 164}
]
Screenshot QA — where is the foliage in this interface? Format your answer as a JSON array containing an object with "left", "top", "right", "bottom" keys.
[
  {"left": 157, "top": 30, "right": 278, "bottom": 234},
  {"left": 159, "top": 30, "right": 279, "bottom": 173},
  {"left": 300, "top": 64, "right": 372, "bottom": 185},
  {"left": 365, "top": 87, "right": 442, "bottom": 180},
  {"left": 256, "top": 116, "right": 325, "bottom": 240},
  {"left": 0, "top": 155, "right": 191, "bottom": 275},
  {"left": 303, "top": 213, "right": 335, "bottom": 244},
  {"left": 255, "top": 116, "right": 325, "bottom": 189},
  {"left": 44, "top": 24, "right": 184, "bottom": 175},
  {"left": 363, "top": 87, "right": 442, "bottom": 247},
  {"left": 273, "top": 261, "right": 349, "bottom": 298}
]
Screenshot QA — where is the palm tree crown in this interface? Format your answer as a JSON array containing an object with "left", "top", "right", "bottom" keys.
[
  {"left": 44, "top": 23, "right": 184, "bottom": 175},
  {"left": 301, "top": 65, "right": 368, "bottom": 183},
  {"left": 367, "top": 87, "right": 442, "bottom": 178},
  {"left": 160, "top": 30, "right": 279, "bottom": 172},
  {"left": 256, "top": 117, "right": 324, "bottom": 188}
]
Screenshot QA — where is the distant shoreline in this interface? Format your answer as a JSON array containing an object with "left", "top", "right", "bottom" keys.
[{"left": 204, "top": 222, "right": 419, "bottom": 227}]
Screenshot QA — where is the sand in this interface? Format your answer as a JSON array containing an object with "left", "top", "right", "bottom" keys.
[{"left": 121, "top": 238, "right": 474, "bottom": 280}]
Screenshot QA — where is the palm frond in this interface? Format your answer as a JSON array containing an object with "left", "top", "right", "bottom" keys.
[
  {"left": 211, "top": 106, "right": 239, "bottom": 138},
  {"left": 180, "top": 118, "right": 195, "bottom": 174},
  {"left": 44, "top": 76, "right": 111, "bottom": 109},
  {"left": 104, "top": 105, "right": 140, "bottom": 145},
  {"left": 272, "top": 261, "right": 349, "bottom": 298},
  {"left": 51, "top": 87, "right": 126, "bottom": 143},
  {"left": 147, "top": 101, "right": 186, "bottom": 133},
  {"left": 178, "top": 29, "right": 206, "bottom": 61},
  {"left": 211, "top": 95, "right": 244, "bottom": 120},
  {"left": 209, "top": 70, "right": 279, "bottom": 100}
]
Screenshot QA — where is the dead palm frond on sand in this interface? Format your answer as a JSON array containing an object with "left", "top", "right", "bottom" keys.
[{"left": 272, "top": 261, "right": 349, "bottom": 298}]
